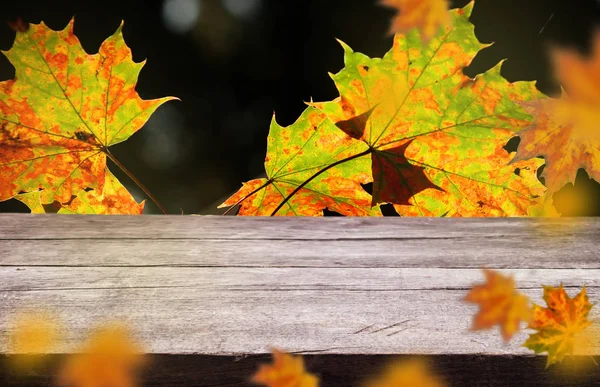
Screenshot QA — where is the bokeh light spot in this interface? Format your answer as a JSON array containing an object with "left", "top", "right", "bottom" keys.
[
  {"left": 222, "top": 0, "right": 262, "bottom": 19},
  {"left": 163, "top": 0, "right": 202, "bottom": 34}
]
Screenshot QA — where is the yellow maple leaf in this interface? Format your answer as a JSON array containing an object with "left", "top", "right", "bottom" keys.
[
  {"left": 57, "top": 324, "right": 145, "bottom": 387},
  {"left": 252, "top": 349, "right": 319, "bottom": 387},
  {"left": 380, "top": 0, "right": 450, "bottom": 41},
  {"left": 364, "top": 358, "right": 446, "bottom": 387},
  {"left": 524, "top": 285, "right": 595, "bottom": 367},
  {"left": 464, "top": 269, "right": 532, "bottom": 341}
]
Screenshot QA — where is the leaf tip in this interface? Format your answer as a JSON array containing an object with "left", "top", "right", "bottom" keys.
[
  {"left": 482, "top": 41, "right": 494, "bottom": 50},
  {"left": 454, "top": 1, "right": 475, "bottom": 18},
  {"left": 335, "top": 38, "right": 353, "bottom": 54},
  {"left": 65, "top": 17, "right": 75, "bottom": 33}
]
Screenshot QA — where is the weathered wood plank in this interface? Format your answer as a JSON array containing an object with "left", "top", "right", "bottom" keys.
[
  {"left": 1, "top": 214, "right": 599, "bottom": 240},
  {"left": 1, "top": 215, "right": 599, "bottom": 268},
  {"left": 1, "top": 282, "right": 599, "bottom": 355},
  {"left": 0, "top": 215, "right": 598, "bottom": 358},
  {"left": 3, "top": 238, "right": 600, "bottom": 268}
]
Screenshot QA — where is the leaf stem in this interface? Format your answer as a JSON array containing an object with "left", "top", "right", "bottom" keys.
[
  {"left": 105, "top": 150, "right": 168, "bottom": 215},
  {"left": 270, "top": 148, "right": 373, "bottom": 216},
  {"left": 222, "top": 179, "right": 273, "bottom": 215}
]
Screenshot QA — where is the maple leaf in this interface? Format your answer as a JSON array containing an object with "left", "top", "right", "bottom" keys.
[
  {"left": 15, "top": 170, "right": 144, "bottom": 214},
  {"left": 380, "top": 0, "right": 450, "bottom": 41},
  {"left": 364, "top": 358, "right": 446, "bottom": 387},
  {"left": 14, "top": 191, "right": 46, "bottom": 213},
  {"left": 57, "top": 324, "right": 145, "bottom": 387},
  {"left": 464, "top": 269, "right": 531, "bottom": 341},
  {"left": 0, "top": 19, "right": 176, "bottom": 206},
  {"left": 220, "top": 107, "right": 381, "bottom": 216},
  {"left": 252, "top": 349, "right": 319, "bottom": 387},
  {"left": 313, "top": 3, "right": 547, "bottom": 216},
  {"left": 512, "top": 31, "right": 600, "bottom": 194},
  {"left": 524, "top": 285, "right": 594, "bottom": 367}
]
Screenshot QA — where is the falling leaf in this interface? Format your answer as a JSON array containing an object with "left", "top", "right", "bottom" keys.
[
  {"left": 6, "top": 311, "right": 61, "bottom": 370},
  {"left": 512, "top": 31, "right": 600, "bottom": 194},
  {"left": 8, "top": 311, "right": 61, "bottom": 354},
  {"left": 380, "top": 0, "right": 450, "bottom": 41},
  {"left": 464, "top": 269, "right": 531, "bottom": 341},
  {"left": 252, "top": 349, "right": 319, "bottom": 387},
  {"left": 524, "top": 285, "right": 594, "bottom": 367},
  {"left": 0, "top": 19, "right": 176, "bottom": 207},
  {"left": 552, "top": 30, "right": 600, "bottom": 106},
  {"left": 314, "top": 3, "right": 546, "bottom": 217},
  {"left": 220, "top": 107, "right": 381, "bottom": 216},
  {"left": 364, "top": 358, "right": 446, "bottom": 387},
  {"left": 57, "top": 324, "right": 145, "bottom": 387}
]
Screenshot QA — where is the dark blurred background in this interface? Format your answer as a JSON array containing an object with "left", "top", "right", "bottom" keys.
[{"left": 0, "top": 0, "right": 599, "bottom": 215}]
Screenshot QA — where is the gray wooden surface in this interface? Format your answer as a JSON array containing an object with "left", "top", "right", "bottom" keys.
[{"left": 0, "top": 215, "right": 598, "bottom": 356}]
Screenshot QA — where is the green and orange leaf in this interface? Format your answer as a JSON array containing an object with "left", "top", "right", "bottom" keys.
[
  {"left": 220, "top": 107, "right": 380, "bottom": 216},
  {"left": 59, "top": 170, "right": 144, "bottom": 214},
  {"left": 524, "top": 285, "right": 595, "bottom": 367},
  {"left": 15, "top": 170, "right": 144, "bottom": 214},
  {"left": 0, "top": 19, "right": 176, "bottom": 206},
  {"left": 314, "top": 3, "right": 546, "bottom": 216},
  {"left": 380, "top": 0, "right": 450, "bottom": 41},
  {"left": 512, "top": 31, "right": 600, "bottom": 194},
  {"left": 252, "top": 349, "right": 319, "bottom": 387},
  {"left": 464, "top": 269, "right": 531, "bottom": 341}
]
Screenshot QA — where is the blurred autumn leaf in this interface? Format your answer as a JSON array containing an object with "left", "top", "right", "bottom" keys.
[
  {"left": 252, "top": 349, "right": 319, "bottom": 387},
  {"left": 512, "top": 31, "right": 600, "bottom": 195},
  {"left": 464, "top": 269, "right": 531, "bottom": 341},
  {"left": 7, "top": 311, "right": 61, "bottom": 369},
  {"left": 57, "top": 324, "right": 145, "bottom": 387},
  {"left": 380, "top": 0, "right": 450, "bottom": 40},
  {"left": 364, "top": 358, "right": 446, "bottom": 387}
]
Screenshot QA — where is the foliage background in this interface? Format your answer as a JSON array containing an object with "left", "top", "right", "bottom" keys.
[{"left": 0, "top": 0, "right": 599, "bottom": 215}]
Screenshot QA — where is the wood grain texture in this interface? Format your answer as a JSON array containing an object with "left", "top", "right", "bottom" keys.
[{"left": 0, "top": 215, "right": 599, "bottom": 357}]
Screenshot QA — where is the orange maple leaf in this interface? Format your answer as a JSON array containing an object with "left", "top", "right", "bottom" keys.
[
  {"left": 252, "top": 349, "right": 319, "bottom": 387},
  {"left": 512, "top": 31, "right": 600, "bottom": 194},
  {"left": 524, "top": 285, "right": 595, "bottom": 367},
  {"left": 57, "top": 324, "right": 145, "bottom": 387},
  {"left": 464, "top": 269, "right": 532, "bottom": 341},
  {"left": 380, "top": 0, "right": 450, "bottom": 41},
  {"left": 364, "top": 358, "right": 446, "bottom": 387}
]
